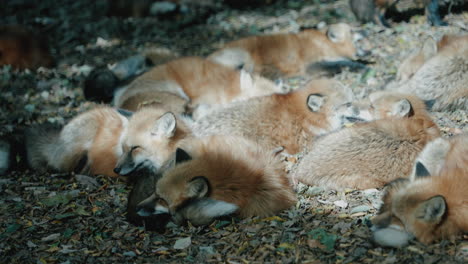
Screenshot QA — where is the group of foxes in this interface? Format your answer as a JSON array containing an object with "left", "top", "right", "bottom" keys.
[{"left": 2, "top": 21, "right": 467, "bottom": 248}]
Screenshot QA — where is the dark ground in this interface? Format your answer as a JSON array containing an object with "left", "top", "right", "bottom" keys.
[{"left": 0, "top": 0, "right": 467, "bottom": 263}]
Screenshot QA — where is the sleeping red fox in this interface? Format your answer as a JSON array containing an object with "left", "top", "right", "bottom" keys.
[
  {"left": 136, "top": 135, "right": 297, "bottom": 226},
  {"left": 194, "top": 79, "right": 360, "bottom": 155},
  {"left": 0, "top": 25, "right": 54, "bottom": 69},
  {"left": 291, "top": 92, "right": 440, "bottom": 190},
  {"left": 208, "top": 23, "right": 366, "bottom": 79},
  {"left": 397, "top": 34, "right": 468, "bottom": 82},
  {"left": 372, "top": 134, "right": 468, "bottom": 247},
  {"left": 391, "top": 34, "right": 468, "bottom": 111},
  {"left": 113, "top": 56, "right": 283, "bottom": 113}
]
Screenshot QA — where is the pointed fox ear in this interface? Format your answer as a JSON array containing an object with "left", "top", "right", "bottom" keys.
[
  {"left": 410, "top": 138, "right": 450, "bottom": 181},
  {"left": 327, "top": 29, "right": 339, "bottom": 43},
  {"left": 392, "top": 99, "right": 413, "bottom": 117},
  {"left": 421, "top": 37, "right": 437, "bottom": 60},
  {"left": 136, "top": 194, "right": 170, "bottom": 216},
  {"left": 175, "top": 148, "right": 192, "bottom": 164},
  {"left": 416, "top": 195, "right": 446, "bottom": 224},
  {"left": 240, "top": 69, "right": 254, "bottom": 91},
  {"left": 307, "top": 93, "right": 325, "bottom": 112},
  {"left": 414, "top": 162, "right": 431, "bottom": 178},
  {"left": 187, "top": 176, "right": 209, "bottom": 199},
  {"left": 151, "top": 112, "right": 176, "bottom": 138}
]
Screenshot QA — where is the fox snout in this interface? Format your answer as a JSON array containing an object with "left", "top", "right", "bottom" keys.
[{"left": 113, "top": 161, "right": 136, "bottom": 176}]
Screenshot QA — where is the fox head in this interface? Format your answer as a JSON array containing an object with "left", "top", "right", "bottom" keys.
[
  {"left": 371, "top": 137, "right": 457, "bottom": 247},
  {"left": 368, "top": 91, "right": 430, "bottom": 120},
  {"left": 136, "top": 147, "right": 239, "bottom": 226},
  {"left": 304, "top": 79, "right": 368, "bottom": 129},
  {"left": 114, "top": 108, "right": 188, "bottom": 176},
  {"left": 325, "top": 23, "right": 370, "bottom": 60}
]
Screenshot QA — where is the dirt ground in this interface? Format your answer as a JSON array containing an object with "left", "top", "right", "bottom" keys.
[{"left": 0, "top": 0, "right": 467, "bottom": 263}]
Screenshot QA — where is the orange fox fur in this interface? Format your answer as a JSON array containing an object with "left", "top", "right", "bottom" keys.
[
  {"left": 114, "top": 107, "right": 192, "bottom": 176},
  {"left": 0, "top": 25, "right": 54, "bottom": 69},
  {"left": 25, "top": 107, "right": 127, "bottom": 177},
  {"left": 208, "top": 23, "right": 358, "bottom": 78},
  {"left": 194, "top": 79, "right": 357, "bottom": 155},
  {"left": 145, "top": 136, "right": 296, "bottom": 225},
  {"left": 113, "top": 56, "right": 282, "bottom": 113},
  {"left": 292, "top": 92, "right": 440, "bottom": 190},
  {"left": 391, "top": 34, "right": 468, "bottom": 111},
  {"left": 372, "top": 134, "right": 468, "bottom": 247}
]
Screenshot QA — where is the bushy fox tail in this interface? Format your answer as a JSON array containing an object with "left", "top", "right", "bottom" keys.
[{"left": 25, "top": 124, "right": 88, "bottom": 173}]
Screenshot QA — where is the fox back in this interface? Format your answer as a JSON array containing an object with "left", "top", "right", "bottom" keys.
[
  {"left": 140, "top": 135, "right": 296, "bottom": 226},
  {"left": 194, "top": 79, "right": 357, "bottom": 155},
  {"left": 292, "top": 92, "right": 440, "bottom": 190},
  {"left": 208, "top": 23, "right": 358, "bottom": 78},
  {"left": 372, "top": 134, "right": 468, "bottom": 247},
  {"left": 114, "top": 56, "right": 281, "bottom": 113}
]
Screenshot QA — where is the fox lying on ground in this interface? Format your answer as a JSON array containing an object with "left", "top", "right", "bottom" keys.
[
  {"left": 25, "top": 107, "right": 130, "bottom": 177},
  {"left": 291, "top": 92, "right": 440, "bottom": 190},
  {"left": 136, "top": 135, "right": 297, "bottom": 226},
  {"left": 371, "top": 134, "right": 468, "bottom": 247},
  {"left": 113, "top": 107, "right": 193, "bottom": 176},
  {"left": 0, "top": 25, "right": 54, "bottom": 69},
  {"left": 194, "top": 79, "right": 360, "bottom": 155},
  {"left": 208, "top": 23, "right": 367, "bottom": 79},
  {"left": 390, "top": 34, "right": 468, "bottom": 111},
  {"left": 397, "top": 35, "right": 468, "bottom": 82},
  {"left": 113, "top": 56, "right": 283, "bottom": 114}
]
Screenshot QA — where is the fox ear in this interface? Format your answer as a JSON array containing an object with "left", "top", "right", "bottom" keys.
[
  {"left": 414, "top": 162, "right": 431, "bottom": 179},
  {"left": 327, "top": 30, "right": 339, "bottom": 43},
  {"left": 187, "top": 176, "right": 209, "bottom": 198},
  {"left": 136, "top": 194, "right": 170, "bottom": 216},
  {"left": 392, "top": 99, "right": 412, "bottom": 117},
  {"left": 152, "top": 112, "right": 176, "bottom": 138},
  {"left": 175, "top": 148, "right": 192, "bottom": 164},
  {"left": 421, "top": 37, "right": 437, "bottom": 60},
  {"left": 307, "top": 93, "right": 325, "bottom": 112},
  {"left": 417, "top": 195, "right": 446, "bottom": 224},
  {"left": 410, "top": 138, "right": 450, "bottom": 181}
]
